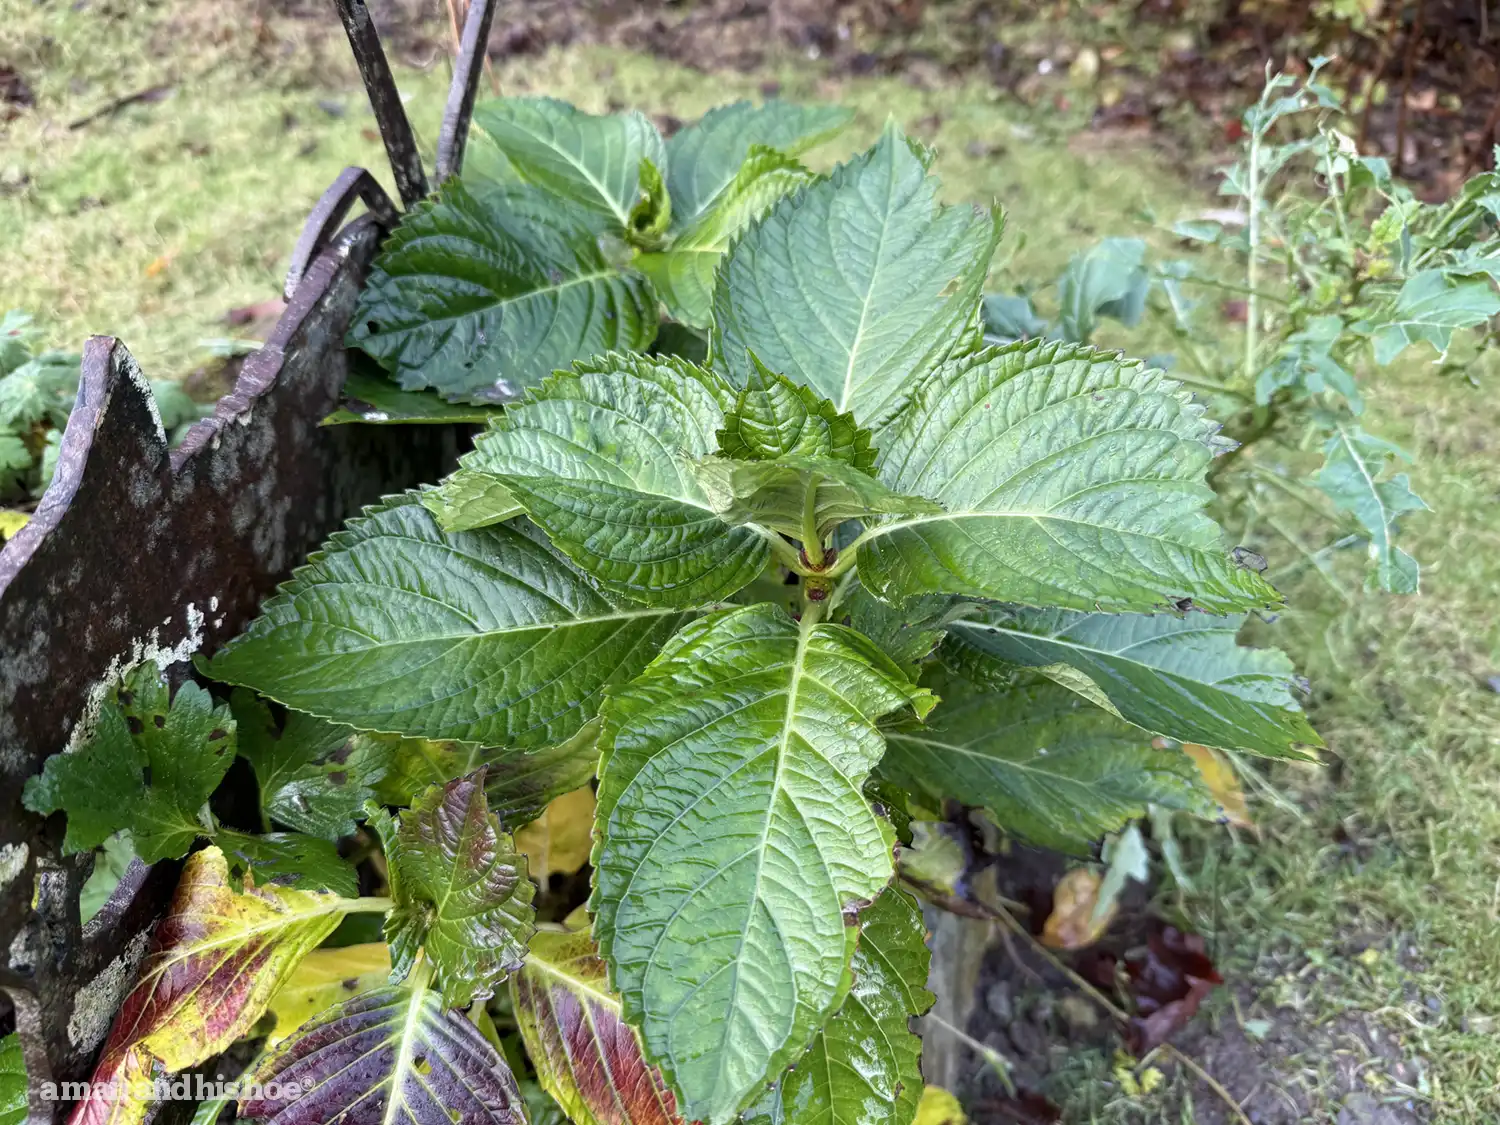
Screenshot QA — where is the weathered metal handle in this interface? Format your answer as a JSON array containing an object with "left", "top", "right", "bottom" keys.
[{"left": 284, "top": 166, "right": 399, "bottom": 301}]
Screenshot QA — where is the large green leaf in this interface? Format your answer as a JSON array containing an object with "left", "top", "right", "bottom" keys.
[
  {"left": 858, "top": 340, "right": 1279, "bottom": 614},
  {"left": 744, "top": 887, "right": 932, "bottom": 1125},
  {"left": 203, "top": 493, "right": 685, "bottom": 748},
  {"left": 879, "top": 667, "right": 1215, "bottom": 853},
  {"left": 379, "top": 772, "right": 536, "bottom": 1007},
  {"left": 666, "top": 100, "right": 852, "bottom": 227},
  {"left": 593, "top": 604, "right": 934, "bottom": 1124},
  {"left": 637, "top": 147, "right": 816, "bottom": 329},
  {"left": 712, "top": 127, "right": 1003, "bottom": 422},
  {"left": 1314, "top": 423, "right": 1426, "bottom": 594},
  {"left": 457, "top": 354, "right": 772, "bottom": 606},
  {"left": 1362, "top": 268, "right": 1500, "bottom": 365},
  {"left": 842, "top": 581, "right": 961, "bottom": 676},
  {"left": 473, "top": 97, "right": 667, "bottom": 230},
  {"left": 943, "top": 608, "right": 1321, "bottom": 758},
  {"left": 716, "top": 358, "right": 874, "bottom": 469},
  {"left": 692, "top": 454, "right": 942, "bottom": 541},
  {"left": 512, "top": 925, "right": 683, "bottom": 1125},
  {"left": 240, "top": 984, "right": 526, "bottom": 1125},
  {"left": 23, "top": 664, "right": 234, "bottom": 863},
  {"left": 347, "top": 179, "right": 656, "bottom": 403}
]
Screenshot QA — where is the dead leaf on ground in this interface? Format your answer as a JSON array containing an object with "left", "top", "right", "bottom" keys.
[
  {"left": 1126, "top": 922, "right": 1223, "bottom": 1054},
  {"left": 1040, "top": 867, "right": 1115, "bottom": 950}
]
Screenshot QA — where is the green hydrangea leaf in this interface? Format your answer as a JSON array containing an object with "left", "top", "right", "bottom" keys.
[
  {"left": 878, "top": 666, "right": 1215, "bottom": 854},
  {"left": 458, "top": 353, "right": 771, "bottom": 606},
  {"left": 712, "top": 126, "right": 1003, "bottom": 423},
  {"left": 858, "top": 340, "right": 1280, "bottom": 614},
  {"left": 322, "top": 369, "right": 505, "bottom": 425},
  {"left": 216, "top": 828, "right": 359, "bottom": 897},
  {"left": 744, "top": 887, "right": 932, "bottom": 1125},
  {"left": 691, "top": 453, "right": 942, "bottom": 540},
  {"left": 716, "top": 357, "right": 875, "bottom": 469},
  {"left": 666, "top": 100, "right": 852, "bottom": 227},
  {"left": 843, "top": 581, "right": 963, "bottom": 675},
  {"left": 347, "top": 179, "right": 656, "bottom": 403},
  {"left": 593, "top": 603, "right": 935, "bottom": 1124},
  {"left": 22, "top": 663, "right": 234, "bottom": 863},
  {"left": 231, "top": 691, "right": 392, "bottom": 839},
  {"left": 474, "top": 96, "right": 666, "bottom": 230},
  {"left": 203, "top": 493, "right": 685, "bottom": 748},
  {"left": 637, "top": 147, "right": 815, "bottom": 329},
  {"left": 1315, "top": 423, "right": 1427, "bottom": 593},
  {"left": 370, "top": 722, "right": 600, "bottom": 830},
  {"left": 240, "top": 984, "right": 526, "bottom": 1125},
  {"left": 422, "top": 471, "right": 524, "bottom": 532},
  {"left": 943, "top": 607, "right": 1322, "bottom": 759},
  {"left": 378, "top": 771, "right": 537, "bottom": 1008}
]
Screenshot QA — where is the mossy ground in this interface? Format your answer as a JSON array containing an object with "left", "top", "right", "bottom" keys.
[{"left": 3, "top": 3, "right": 1496, "bottom": 1121}]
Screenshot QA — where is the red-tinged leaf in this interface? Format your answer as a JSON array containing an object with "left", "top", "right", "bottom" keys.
[
  {"left": 511, "top": 926, "right": 681, "bottom": 1125},
  {"left": 1125, "top": 923, "right": 1223, "bottom": 1054},
  {"left": 68, "top": 847, "right": 352, "bottom": 1125},
  {"left": 380, "top": 770, "right": 537, "bottom": 1008},
  {"left": 239, "top": 985, "right": 526, "bottom": 1125}
]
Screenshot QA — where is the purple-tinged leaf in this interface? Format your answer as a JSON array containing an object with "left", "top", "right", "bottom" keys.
[{"left": 240, "top": 986, "right": 526, "bottom": 1125}]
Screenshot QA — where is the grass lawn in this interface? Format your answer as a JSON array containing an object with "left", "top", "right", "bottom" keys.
[{"left": 3, "top": 3, "right": 1497, "bottom": 1122}]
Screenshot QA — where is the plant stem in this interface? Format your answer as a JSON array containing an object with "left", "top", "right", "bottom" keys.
[
  {"left": 801, "top": 474, "right": 825, "bottom": 569},
  {"left": 1244, "top": 118, "right": 1263, "bottom": 386},
  {"left": 764, "top": 531, "right": 805, "bottom": 574},
  {"left": 339, "top": 895, "right": 395, "bottom": 914},
  {"left": 920, "top": 1012, "right": 1016, "bottom": 1095}
]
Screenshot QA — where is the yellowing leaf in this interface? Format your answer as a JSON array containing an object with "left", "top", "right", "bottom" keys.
[
  {"left": 913, "top": 1086, "right": 967, "bottom": 1125},
  {"left": 514, "top": 786, "right": 595, "bottom": 883},
  {"left": 1182, "top": 743, "right": 1252, "bottom": 828},
  {"left": 264, "top": 942, "right": 391, "bottom": 1046},
  {"left": 70, "top": 847, "right": 353, "bottom": 1125},
  {"left": 0, "top": 510, "right": 28, "bottom": 540},
  {"left": 1041, "top": 867, "right": 1115, "bottom": 950}
]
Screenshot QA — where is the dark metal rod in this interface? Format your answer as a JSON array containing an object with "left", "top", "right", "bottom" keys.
[
  {"left": 436, "top": 0, "right": 500, "bottom": 185},
  {"left": 333, "top": 0, "right": 430, "bottom": 208}
]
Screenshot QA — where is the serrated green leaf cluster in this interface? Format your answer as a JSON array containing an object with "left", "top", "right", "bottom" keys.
[{"left": 32, "top": 92, "right": 1340, "bottom": 1125}]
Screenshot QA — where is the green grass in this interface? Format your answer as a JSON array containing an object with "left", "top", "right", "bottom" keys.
[{"left": 4, "top": 3, "right": 1498, "bottom": 1121}]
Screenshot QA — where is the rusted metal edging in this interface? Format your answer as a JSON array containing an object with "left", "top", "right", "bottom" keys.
[{"left": 333, "top": 0, "right": 429, "bottom": 208}]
